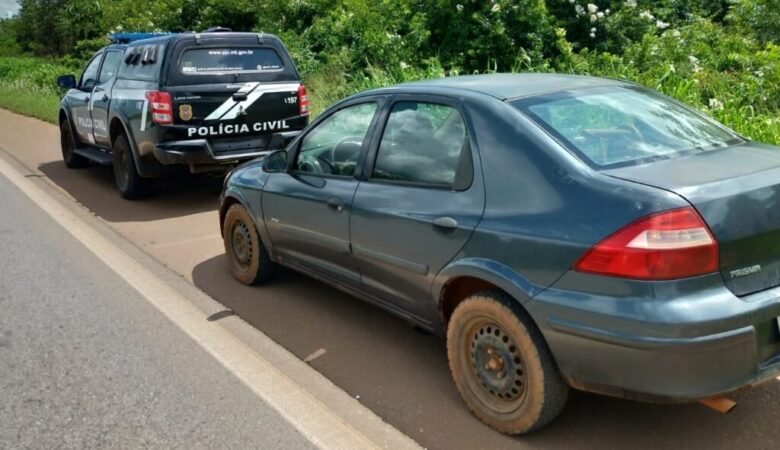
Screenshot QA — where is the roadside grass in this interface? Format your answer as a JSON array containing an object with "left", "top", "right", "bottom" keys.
[{"left": 0, "top": 80, "right": 60, "bottom": 124}]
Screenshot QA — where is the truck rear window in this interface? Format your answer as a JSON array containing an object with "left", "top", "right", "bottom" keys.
[{"left": 179, "top": 48, "right": 284, "bottom": 75}]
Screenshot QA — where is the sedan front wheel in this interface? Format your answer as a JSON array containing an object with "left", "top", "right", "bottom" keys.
[{"left": 223, "top": 204, "right": 276, "bottom": 285}]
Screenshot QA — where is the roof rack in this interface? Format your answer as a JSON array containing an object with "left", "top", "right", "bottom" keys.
[{"left": 108, "top": 32, "right": 177, "bottom": 44}]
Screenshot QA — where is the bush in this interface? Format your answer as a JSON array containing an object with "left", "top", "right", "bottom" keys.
[
  {"left": 728, "top": 0, "right": 780, "bottom": 45},
  {"left": 557, "top": 19, "right": 780, "bottom": 143},
  {"left": 0, "top": 0, "right": 778, "bottom": 145}
]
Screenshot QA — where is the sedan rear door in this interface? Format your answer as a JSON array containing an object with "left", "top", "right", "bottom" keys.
[{"left": 349, "top": 97, "right": 485, "bottom": 325}]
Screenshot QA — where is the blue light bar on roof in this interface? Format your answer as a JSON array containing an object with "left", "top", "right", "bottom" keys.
[{"left": 108, "top": 32, "right": 177, "bottom": 44}]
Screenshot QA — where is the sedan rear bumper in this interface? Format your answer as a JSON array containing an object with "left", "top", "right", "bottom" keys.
[{"left": 530, "top": 272, "right": 780, "bottom": 403}]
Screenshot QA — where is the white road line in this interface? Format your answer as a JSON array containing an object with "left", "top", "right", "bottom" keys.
[{"left": 0, "top": 154, "right": 421, "bottom": 450}]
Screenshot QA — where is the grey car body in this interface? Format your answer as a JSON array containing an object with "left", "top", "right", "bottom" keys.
[
  {"left": 220, "top": 73, "right": 780, "bottom": 407},
  {"left": 58, "top": 31, "right": 307, "bottom": 196}
]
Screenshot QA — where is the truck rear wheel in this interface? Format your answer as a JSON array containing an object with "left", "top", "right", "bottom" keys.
[
  {"left": 60, "top": 119, "right": 88, "bottom": 169},
  {"left": 112, "top": 134, "right": 152, "bottom": 199},
  {"left": 447, "top": 290, "right": 569, "bottom": 434}
]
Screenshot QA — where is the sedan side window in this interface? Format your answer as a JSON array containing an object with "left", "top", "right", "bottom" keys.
[
  {"left": 295, "top": 102, "right": 378, "bottom": 177},
  {"left": 79, "top": 54, "right": 103, "bottom": 91},
  {"left": 372, "top": 102, "right": 467, "bottom": 187}
]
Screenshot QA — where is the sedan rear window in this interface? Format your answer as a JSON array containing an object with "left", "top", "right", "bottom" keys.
[
  {"left": 373, "top": 102, "right": 467, "bottom": 187},
  {"left": 512, "top": 87, "right": 742, "bottom": 168},
  {"left": 179, "top": 48, "right": 284, "bottom": 75}
]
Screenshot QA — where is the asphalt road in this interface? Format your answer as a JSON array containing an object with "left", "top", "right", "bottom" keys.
[
  {"left": 0, "top": 170, "right": 314, "bottom": 449},
  {"left": 2, "top": 108, "right": 780, "bottom": 449}
]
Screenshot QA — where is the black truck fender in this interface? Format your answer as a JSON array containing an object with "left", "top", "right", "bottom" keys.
[{"left": 108, "top": 114, "right": 160, "bottom": 178}]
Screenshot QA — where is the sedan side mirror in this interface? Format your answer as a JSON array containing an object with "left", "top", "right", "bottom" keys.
[
  {"left": 262, "top": 149, "right": 288, "bottom": 173},
  {"left": 57, "top": 74, "right": 77, "bottom": 89}
]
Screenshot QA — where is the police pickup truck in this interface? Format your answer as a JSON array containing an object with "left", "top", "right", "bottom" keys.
[{"left": 57, "top": 29, "right": 309, "bottom": 199}]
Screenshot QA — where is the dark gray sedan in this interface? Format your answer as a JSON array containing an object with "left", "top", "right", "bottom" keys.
[{"left": 218, "top": 74, "right": 780, "bottom": 434}]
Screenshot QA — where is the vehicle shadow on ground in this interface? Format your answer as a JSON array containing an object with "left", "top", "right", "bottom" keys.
[
  {"left": 191, "top": 255, "right": 780, "bottom": 450},
  {"left": 38, "top": 161, "right": 220, "bottom": 222}
]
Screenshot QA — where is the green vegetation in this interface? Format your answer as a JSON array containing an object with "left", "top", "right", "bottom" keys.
[
  {"left": 0, "top": 0, "right": 778, "bottom": 144},
  {"left": 0, "top": 56, "right": 78, "bottom": 123}
]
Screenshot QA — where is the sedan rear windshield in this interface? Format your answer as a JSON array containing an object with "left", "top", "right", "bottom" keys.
[
  {"left": 511, "top": 86, "right": 742, "bottom": 168},
  {"left": 179, "top": 47, "right": 284, "bottom": 75}
]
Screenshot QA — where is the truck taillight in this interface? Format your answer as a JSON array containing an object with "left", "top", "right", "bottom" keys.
[
  {"left": 298, "top": 85, "right": 310, "bottom": 116},
  {"left": 574, "top": 207, "right": 718, "bottom": 280},
  {"left": 145, "top": 91, "right": 173, "bottom": 125}
]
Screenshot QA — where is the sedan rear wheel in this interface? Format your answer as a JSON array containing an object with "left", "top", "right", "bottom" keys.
[
  {"left": 223, "top": 204, "right": 275, "bottom": 285},
  {"left": 447, "top": 290, "right": 569, "bottom": 434}
]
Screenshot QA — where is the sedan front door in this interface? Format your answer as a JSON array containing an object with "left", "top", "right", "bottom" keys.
[
  {"left": 262, "top": 100, "right": 381, "bottom": 287},
  {"left": 350, "top": 98, "right": 485, "bottom": 325}
]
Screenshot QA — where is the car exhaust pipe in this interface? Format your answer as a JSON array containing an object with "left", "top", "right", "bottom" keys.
[{"left": 699, "top": 396, "right": 737, "bottom": 414}]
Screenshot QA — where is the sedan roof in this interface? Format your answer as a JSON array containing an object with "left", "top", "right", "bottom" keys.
[{"left": 383, "top": 73, "right": 633, "bottom": 100}]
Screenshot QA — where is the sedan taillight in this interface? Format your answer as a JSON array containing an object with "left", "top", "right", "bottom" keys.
[
  {"left": 575, "top": 207, "right": 718, "bottom": 280},
  {"left": 145, "top": 91, "right": 173, "bottom": 125}
]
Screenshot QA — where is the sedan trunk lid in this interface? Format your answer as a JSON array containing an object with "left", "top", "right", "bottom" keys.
[{"left": 605, "top": 142, "right": 780, "bottom": 296}]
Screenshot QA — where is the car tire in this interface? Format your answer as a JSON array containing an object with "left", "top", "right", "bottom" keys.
[
  {"left": 223, "top": 204, "right": 276, "bottom": 285},
  {"left": 112, "top": 133, "right": 151, "bottom": 199},
  {"left": 60, "top": 119, "right": 88, "bottom": 169},
  {"left": 447, "top": 290, "right": 569, "bottom": 434}
]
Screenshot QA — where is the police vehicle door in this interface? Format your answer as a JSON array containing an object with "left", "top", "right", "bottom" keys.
[
  {"left": 70, "top": 52, "right": 103, "bottom": 144},
  {"left": 90, "top": 50, "right": 123, "bottom": 147}
]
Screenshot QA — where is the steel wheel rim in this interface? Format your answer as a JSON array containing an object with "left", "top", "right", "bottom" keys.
[
  {"left": 461, "top": 315, "right": 527, "bottom": 413},
  {"left": 231, "top": 220, "right": 253, "bottom": 269}
]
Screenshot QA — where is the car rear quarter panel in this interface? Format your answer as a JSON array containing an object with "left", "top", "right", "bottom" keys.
[{"left": 439, "top": 96, "right": 690, "bottom": 312}]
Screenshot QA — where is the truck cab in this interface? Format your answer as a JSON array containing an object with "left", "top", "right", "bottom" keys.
[{"left": 57, "top": 29, "right": 309, "bottom": 199}]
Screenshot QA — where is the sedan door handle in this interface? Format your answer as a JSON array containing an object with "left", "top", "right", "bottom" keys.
[
  {"left": 101, "top": 94, "right": 109, "bottom": 102},
  {"left": 326, "top": 197, "right": 345, "bottom": 212},
  {"left": 433, "top": 216, "right": 458, "bottom": 230}
]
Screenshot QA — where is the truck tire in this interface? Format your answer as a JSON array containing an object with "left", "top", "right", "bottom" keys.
[
  {"left": 223, "top": 204, "right": 276, "bottom": 285},
  {"left": 112, "top": 133, "right": 152, "bottom": 199},
  {"left": 60, "top": 119, "right": 88, "bottom": 169},
  {"left": 447, "top": 290, "right": 569, "bottom": 434}
]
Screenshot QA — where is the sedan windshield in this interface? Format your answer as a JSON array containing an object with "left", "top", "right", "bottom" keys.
[{"left": 511, "top": 86, "right": 742, "bottom": 168}]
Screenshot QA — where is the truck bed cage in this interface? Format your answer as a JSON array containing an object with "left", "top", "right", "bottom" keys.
[{"left": 109, "top": 32, "right": 177, "bottom": 44}]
